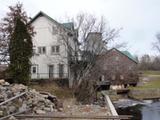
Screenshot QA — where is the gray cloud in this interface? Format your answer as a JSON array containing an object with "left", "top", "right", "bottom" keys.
[{"left": 0, "top": 0, "right": 160, "bottom": 56}]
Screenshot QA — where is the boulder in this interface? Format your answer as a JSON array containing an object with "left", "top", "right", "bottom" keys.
[
  {"left": 9, "top": 116, "right": 17, "bottom": 120},
  {"left": 0, "top": 79, "right": 5, "bottom": 85},
  {"left": 8, "top": 106, "right": 16, "bottom": 114},
  {"left": 0, "top": 110, "right": 3, "bottom": 116},
  {"left": 11, "top": 84, "right": 27, "bottom": 93},
  {"left": 4, "top": 82, "right": 10, "bottom": 86},
  {"left": 19, "top": 103, "right": 27, "bottom": 112},
  {"left": 35, "top": 109, "right": 46, "bottom": 114},
  {"left": 43, "top": 107, "right": 51, "bottom": 112}
]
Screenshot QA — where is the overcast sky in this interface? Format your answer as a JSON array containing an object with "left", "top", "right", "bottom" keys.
[{"left": 0, "top": 0, "right": 160, "bottom": 56}]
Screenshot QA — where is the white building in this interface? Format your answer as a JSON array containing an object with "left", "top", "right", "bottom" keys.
[{"left": 30, "top": 11, "right": 79, "bottom": 87}]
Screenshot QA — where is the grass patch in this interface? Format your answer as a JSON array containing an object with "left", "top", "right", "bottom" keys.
[
  {"left": 130, "top": 76, "right": 160, "bottom": 90},
  {"left": 142, "top": 70, "right": 160, "bottom": 75},
  {"left": 30, "top": 82, "right": 74, "bottom": 99},
  {"left": 132, "top": 80, "right": 160, "bottom": 90},
  {"left": 129, "top": 71, "right": 160, "bottom": 99}
]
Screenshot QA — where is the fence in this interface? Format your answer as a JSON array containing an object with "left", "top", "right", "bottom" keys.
[{"left": 31, "top": 73, "right": 68, "bottom": 79}]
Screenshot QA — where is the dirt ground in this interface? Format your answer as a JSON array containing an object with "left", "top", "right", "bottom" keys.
[{"left": 28, "top": 82, "right": 111, "bottom": 120}]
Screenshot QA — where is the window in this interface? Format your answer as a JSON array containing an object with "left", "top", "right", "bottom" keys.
[
  {"left": 115, "top": 56, "right": 119, "bottom": 61},
  {"left": 51, "top": 46, "right": 60, "bottom": 54},
  {"left": 120, "top": 75, "right": 124, "bottom": 80},
  {"left": 52, "top": 25, "right": 57, "bottom": 35},
  {"left": 48, "top": 65, "right": 54, "bottom": 78},
  {"left": 99, "top": 75, "right": 105, "bottom": 81},
  {"left": 33, "top": 48, "right": 36, "bottom": 54},
  {"left": 33, "top": 46, "right": 36, "bottom": 55},
  {"left": 112, "top": 75, "right": 115, "bottom": 80},
  {"left": 116, "top": 66, "right": 119, "bottom": 70},
  {"left": 129, "top": 66, "right": 132, "bottom": 70},
  {"left": 38, "top": 47, "right": 46, "bottom": 54},
  {"left": 32, "top": 66, "right": 37, "bottom": 74}
]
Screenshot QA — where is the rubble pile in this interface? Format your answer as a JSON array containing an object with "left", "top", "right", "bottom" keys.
[{"left": 0, "top": 79, "right": 60, "bottom": 117}]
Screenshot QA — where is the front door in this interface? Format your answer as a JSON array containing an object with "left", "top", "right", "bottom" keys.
[
  {"left": 59, "top": 64, "right": 64, "bottom": 78},
  {"left": 48, "top": 65, "right": 54, "bottom": 78}
]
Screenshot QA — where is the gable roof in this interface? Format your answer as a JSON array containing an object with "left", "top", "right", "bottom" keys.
[
  {"left": 29, "top": 11, "right": 74, "bottom": 31},
  {"left": 109, "top": 48, "right": 138, "bottom": 63}
]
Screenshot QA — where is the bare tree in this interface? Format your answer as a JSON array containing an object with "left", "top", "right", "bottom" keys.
[
  {"left": 71, "top": 13, "right": 120, "bottom": 82},
  {"left": 153, "top": 33, "right": 160, "bottom": 53},
  {"left": 139, "top": 54, "right": 151, "bottom": 70},
  {"left": 72, "top": 13, "right": 120, "bottom": 48},
  {"left": 151, "top": 56, "right": 160, "bottom": 70},
  {"left": 60, "top": 13, "right": 121, "bottom": 102}
]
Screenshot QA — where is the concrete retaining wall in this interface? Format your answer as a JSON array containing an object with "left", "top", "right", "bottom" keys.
[
  {"left": 129, "top": 88, "right": 160, "bottom": 100},
  {"left": 102, "top": 91, "right": 118, "bottom": 116}
]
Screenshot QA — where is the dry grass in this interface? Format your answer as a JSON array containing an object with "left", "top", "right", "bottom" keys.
[{"left": 29, "top": 82, "right": 74, "bottom": 99}]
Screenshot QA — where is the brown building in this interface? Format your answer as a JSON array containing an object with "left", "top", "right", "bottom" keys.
[{"left": 89, "top": 48, "right": 138, "bottom": 87}]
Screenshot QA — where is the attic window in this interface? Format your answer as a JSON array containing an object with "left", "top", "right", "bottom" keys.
[
  {"left": 52, "top": 26, "right": 57, "bottom": 35},
  {"left": 115, "top": 56, "right": 119, "bottom": 61}
]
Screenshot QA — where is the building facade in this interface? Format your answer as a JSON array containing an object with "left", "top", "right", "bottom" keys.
[
  {"left": 89, "top": 48, "right": 138, "bottom": 86},
  {"left": 30, "top": 12, "right": 79, "bottom": 87}
]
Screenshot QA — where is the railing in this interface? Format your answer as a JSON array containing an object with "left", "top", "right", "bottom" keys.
[{"left": 31, "top": 73, "right": 68, "bottom": 79}]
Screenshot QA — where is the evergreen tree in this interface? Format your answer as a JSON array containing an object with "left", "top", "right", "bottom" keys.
[
  {"left": 0, "top": 2, "right": 34, "bottom": 64},
  {"left": 9, "top": 18, "right": 33, "bottom": 85}
]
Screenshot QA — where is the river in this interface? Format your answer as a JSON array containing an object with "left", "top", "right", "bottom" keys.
[{"left": 114, "top": 99, "right": 160, "bottom": 120}]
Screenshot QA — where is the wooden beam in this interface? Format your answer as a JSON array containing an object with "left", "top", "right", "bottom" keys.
[
  {"left": 15, "top": 114, "right": 132, "bottom": 120},
  {"left": 0, "top": 109, "right": 30, "bottom": 120},
  {"left": 0, "top": 91, "right": 27, "bottom": 106}
]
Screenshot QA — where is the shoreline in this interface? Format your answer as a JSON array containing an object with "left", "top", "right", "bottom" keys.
[{"left": 128, "top": 88, "right": 160, "bottom": 100}]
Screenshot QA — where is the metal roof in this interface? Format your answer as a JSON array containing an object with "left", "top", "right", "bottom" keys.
[
  {"left": 120, "top": 50, "right": 137, "bottom": 63},
  {"left": 62, "top": 22, "right": 74, "bottom": 30}
]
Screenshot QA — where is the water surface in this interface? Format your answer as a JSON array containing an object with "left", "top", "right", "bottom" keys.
[{"left": 115, "top": 100, "right": 160, "bottom": 120}]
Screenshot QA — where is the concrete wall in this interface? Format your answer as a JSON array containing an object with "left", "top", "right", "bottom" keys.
[
  {"left": 102, "top": 92, "right": 118, "bottom": 116},
  {"left": 129, "top": 88, "right": 160, "bottom": 100}
]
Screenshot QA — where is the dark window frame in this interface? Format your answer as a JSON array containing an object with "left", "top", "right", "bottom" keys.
[
  {"left": 38, "top": 46, "right": 46, "bottom": 54},
  {"left": 32, "top": 66, "right": 37, "bottom": 74},
  {"left": 51, "top": 45, "right": 60, "bottom": 54}
]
